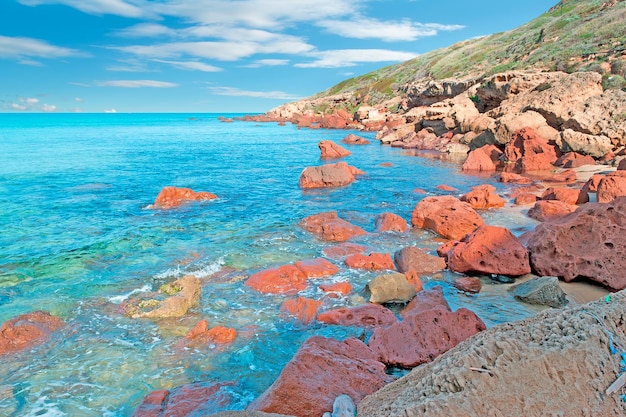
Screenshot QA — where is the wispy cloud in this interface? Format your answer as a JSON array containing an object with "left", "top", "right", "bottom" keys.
[
  {"left": 112, "top": 23, "right": 176, "bottom": 38},
  {"left": 18, "top": 0, "right": 148, "bottom": 18},
  {"left": 243, "top": 58, "right": 290, "bottom": 68},
  {"left": 42, "top": 103, "right": 57, "bottom": 112},
  {"left": 209, "top": 86, "right": 301, "bottom": 100},
  {"left": 95, "top": 80, "right": 178, "bottom": 88},
  {"left": 317, "top": 18, "right": 464, "bottom": 42},
  {"left": 0, "top": 35, "right": 84, "bottom": 63},
  {"left": 296, "top": 49, "right": 419, "bottom": 68},
  {"left": 153, "top": 59, "right": 222, "bottom": 72}
]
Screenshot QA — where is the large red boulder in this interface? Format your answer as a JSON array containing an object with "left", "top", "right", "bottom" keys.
[
  {"left": 294, "top": 258, "right": 339, "bottom": 278},
  {"left": 342, "top": 134, "right": 370, "bottom": 145},
  {"left": 462, "top": 147, "right": 496, "bottom": 172},
  {"left": 345, "top": 253, "right": 395, "bottom": 271},
  {"left": 447, "top": 225, "right": 530, "bottom": 276},
  {"left": 527, "top": 200, "right": 577, "bottom": 222},
  {"left": 597, "top": 171, "right": 626, "bottom": 203},
  {"left": 300, "top": 211, "right": 367, "bottom": 242},
  {"left": 374, "top": 212, "right": 408, "bottom": 233},
  {"left": 245, "top": 265, "right": 308, "bottom": 295},
  {"left": 555, "top": 152, "right": 596, "bottom": 168},
  {"left": 318, "top": 110, "right": 352, "bottom": 129},
  {"left": 318, "top": 140, "right": 351, "bottom": 159},
  {"left": 411, "top": 196, "right": 484, "bottom": 240},
  {"left": 280, "top": 297, "right": 322, "bottom": 324},
  {"left": 497, "top": 172, "right": 532, "bottom": 184},
  {"left": 526, "top": 197, "right": 626, "bottom": 290},
  {"left": 132, "top": 382, "right": 234, "bottom": 417},
  {"left": 504, "top": 127, "right": 558, "bottom": 165},
  {"left": 393, "top": 246, "right": 446, "bottom": 275},
  {"left": 368, "top": 308, "right": 486, "bottom": 368},
  {"left": 582, "top": 173, "right": 605, "bottom": 193},
  {"left": 541, "top": 187, "right": 589, "bottom": 205},
  {"left": 317, "top": 304, "right": 398, "bottom": 328},
  {"left": 0, "top": 311, "right": 64, "bottom": 355},
  {"left": 247, "top": 336, "right": 391, "bottom": 417},
  {"left": 152, "top": 186, "right": 217, "bottom": 209},
  {"left": 299, "top": 162, "right": 364, "bottom": 189},
  {"left": 460, "top": 184, "right": 506, "bottom": 209},
  {"left": 400, "top": 286, "right": 451, "bottom": 319}
]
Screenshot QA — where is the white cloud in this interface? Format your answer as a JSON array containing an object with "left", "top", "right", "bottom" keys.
[
  {"left": 0, "top": 35, "right": 83, "bottom": 60},
  {"left": 113, "top": 23, "right": 176, "bottom": 38},
  {"left": 104, "top": 108, "right": 117, "bottom": 113},
  {"left": 244, "top": 58, "right": 290, "bottom": 68},
  {"left": 42, "top": 104, "right": 57, "bottom": 112},
  {"left": 106, "top": 58, "right": 153, "bottom": 72},
  {"left": 153, "top": 59, "right": 222, "bottom": 72},
  {"left": 11, "top": 103, "right": 28, "bottom": 111},
  {"left": 317, "top": 18, "right": 464, "bottom": 42},
  {"left": 25, "top": 98, "right": 40, "bottom": 104},
  {"left": 296, "top": 49, "right": 419, "bottom": 68},
  {"left": 18, "top": 0, "right": 148, "bottom": 18},
  {"left": 209, "top": 86, "right": 301, "bottom": 100},
  {"left": 95, "top": 80, "right": 178, "bottom": 88}
]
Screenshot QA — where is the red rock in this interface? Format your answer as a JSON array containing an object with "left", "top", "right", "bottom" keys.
[
  {"left": 436, "top": 240, "right": 458, "bottom": 259},
  {"left": 247, "top": 336, "right": 391, "bottom": 417},
  {"left": 374, "top": 212, "right": 408, "bottom": 233},
  {"left": 515, "top": 193, "right": 538, "bottom": 205},
  {"left": 322, "top": 242, "right": 366, "bottom": 259},
  {"left": 462, "top": 147, "right": 496, "bottom": 172},
  {"left": 453, "top": 277, "right": 482, "bottom": 293},
  {"left": 368, "top": 308, "right": 486, "bottom": 368},
  {"left": 597, "top": 172, "right": 626, "bottom": 203},
  {"left": 497, "top": 172, "right": 532, "bottom": 184},
  {"left": 526, "top": 197, "right": 626, "bottom": 290},
  {"left": 460, "top": 184, "right": 506, "bottom": 209},
  {"left": 318, "top": 140, "right": 351, "bottom": 159},
  {"left": 245, "top": 264, "right": 308, "bottom": 295},
  {"left": 504, "top": 127, "right": 558, "bottom": 164},
  {"left": 152, "top": 186, "right": 217, "bottom": 209},
  {"left": 404, "top": 270, "right": 423, "bottom": 292},
  {"left": 319, "top": 282, "right": 352, "bottom": 295},
  {"left": 317, "top": 304, "right": 398, "bottom": 328},
  {"left": 527, "top": 200, "right": 577, "bottom": 222},
  {"left": 413, "top": 188, "right": 427, "bottom": 194},
  {"left": 300, "top": 211, "right": 367, "bottom": 242},
  {"left": 555, "top": 152, "right": 596, "bottom": 168},
  {"left": 400, "top": 286, "right": 451, "bottom": 318},
  {"left": 294, "top": 258, "right": 339, "bottom": 278},
  {"left": 319, "top": 110, "right": 352, "bottom": 129},
  {"left": 299, "top": 162, "right": 364, "bottom": 189},
  {"left": 393, "top": 246, "right": 446, "bottom": 275},
  {"left": 582, "top": 173, "right": 605, "bottom": 193},
  {"left": 544, "top": 169, "right": 577, "bottom": 183},
  {"left": 541, "top": 187, "right": 589, "bottom": 205},
  {"left": 133, "top": 381, "right": 233, "bottom": 417},
  {"left": 515, "top": 152, "right": 554, "bottom": 173},
  {"left": 342, "top": 134, "right": 370, "bottom": 145},
  {"left": 379, "top": 162, "right": 394, "bottom": 167},
  {"left": 345, "top": 253, "right": 395, "bottom": 271},
  {"left": 411, "top": 196, "right": 485, "bottom": 240},
  {"left": 0, "top": 311, "right": 64, "bottom": 355},
  {"left": 619, "top": 159, "right": 626, "bottom": 170},
  {"left": 185, "top": 320, "right": 237, "bottom": 346},
  {"left": 280, "top": 297, "right": 322, "bottom": 324},
  {"left": 436, "top": 184, "right": 458, "bottom": 192},
  {"left": 447, "top": 225, "right": 531, "bottom": 276}
]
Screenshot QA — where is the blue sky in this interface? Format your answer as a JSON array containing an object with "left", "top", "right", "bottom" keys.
[{"left": 0, "top": 0, "right": 558, "bottom": 113}]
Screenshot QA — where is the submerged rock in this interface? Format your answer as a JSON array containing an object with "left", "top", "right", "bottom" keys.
[
  {"left": 317, "top": 304, "right": 398, "bottom": 328},
  {"left": 280, "top": 297, "right": 322, "bottom": 324},
  {"left": 300, "top": 211, "right": 367, "bottom": 242},
  {"left": 124, "top": 275, "right": 201, "bottom": 319},
  {"left": 345, "top": 252, "right": 395, "bottom": 271},
  {"left": 0, "top": 311, "right": 64, "bottom": 355},
  {"left": 245, "top": 265, "right": 308, "bottom": 295}
]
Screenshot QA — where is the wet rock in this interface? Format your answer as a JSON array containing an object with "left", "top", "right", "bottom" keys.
[
  {"left": 400, "top": 286, "right": 451, "bottom": 318},
  {"left": 368, "top": 307, "right": 486, "bottom": 368},
  {"left": 540, "top": 187, "right": 589, "bottom": 205},
  {"left": 319, "top": 140, "right": 351, "bottom": 159},
  {"left": 185, "top": 320, "right": 237, "bottom": 346},
  {"left": 345, "top": 253, "right": 395, "bottom": 271},
  {"left": 597, "top": 171, "right": 626, "bottom": 203},
  {"left": 247, "top": 336, "right": 391, "bottom": 417},
  {"left": 527, "top": 200, "right": 576, "bottom": 222},
  {"left": 132, "top": 381, "right": 234, "bottom": 417},
  {"left": 300, "top": 211, "right": 367, "bottom": 242},
  {"left": 393, "top": 246, "right": 446, "bottom": 275},
  {"left": 460, "top": 184, "right": 505, "bottom": 209},
  {"left": 319, "top": 282, "right": 352, "bottom": 296},
  {"left": 435, "top": 184, "right": 458, "bottom": 192},
  {"left": 555, "top": 152, "right": 596, "bottom": 168},
  {"left": 526, "top": 197, "right": 626, "bottom": 290},
  {"left": 294, "top": 258, "right": 339, "bottom": 278},
  {"left": 367, "top": 273, "right": 416, "bottom": 304},
  {"left": 245, "top": 265, "right": 308, "bottom": 295},
  {"left": 453, "top": 277, "right": 482, "bottom": 294},
  {"left": 322, "top": 394, "right": 356, "bottom": 417},
  {"left": 374, "top": 212, "right": 408, "bottom": 233},
  {"left": 299, "top": 162, "right": 364, "bottom": 189},
  {"left": 436, "top": 241, "right": 458, "bottom": 259},
  {"left": 280, "top": 297, "right": 322, "bottom": 324},
  {"left": 411, "top": 195, "right": 484, "bottom": 240},
  {"left": 152, "top": 186, "right": 217, "bottom": 209},
  {"left": 447, "top": 225, "right": 531, "bottom": 276},
  {"left": 125, "top": 275, "right": 201, "bottom": 319},
  {"left": 510, "top": 276, "right": 568, "bottom": 308},
  {"left": 497, "top": 172, "right": 532, "bottom": 184},
  {"left": 341, "top": 134, "right": 370, "bottom": 145},
  {"left": 317, "top": 304, "right": 398, "bottom": 328},
  {"left": 322, "top": 242, "right": 366, "bottom": 259},
  {"left": 514, "top": 193, "right": 538, "bottom": 205},
  {"left": 0, "top": 311, "right": 64, "bottom": 355}
]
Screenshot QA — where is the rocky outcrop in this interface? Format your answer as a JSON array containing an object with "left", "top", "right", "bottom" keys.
[
  {"left": 124, "top": 275, "right": 201, "bottom": 319},
  {"left": 318, "top": 140, "right": 351, "bottom": 159},
  {"left": 133, "top": 382, "right": 235, "bottom": 417},
  {"left": 527, "top": 200, "right": 577, "bottom": 221},
  {"left": 152, "top": 186, "right": 217, "bottom": 209},
  {"left": 393, "top": 246, "right": 446, "bottom": 275},
  {"left": 317, "top": 304, "right": 398, "bottom": 328},
  {"left": 597, "top": 171, "right": 626, "bottom": 203},
  {"left": 460, "top": 184, "right": 505, "bottom": 209},
  {"left": 541, "top": 186, "right": 589, "bottom": 205},
  {"left": 411, "top": 196, "right": 484, "bottom": 240},
  {"left": 526, "top": 197, "right": 626, "bottom": 290},
  {"left": 342, "top": 134, "right": 370, "bottom": 145},
  {"left": 555, "top": 151, "right": 596, "bottom": 168},
  {"left": 446, "top": 225, "right": 531, "bottom": 276},
  {"left": 247, "top": 336, "right": 391, "bottom": 417},
  {"left": 0, "top": 311, "right": 64, "bottom": 355},
  {"left": 299, "top": 162, "right": 364, "bottom": 189},
  {"left": 559, "top": 129, "right": 612, "bottom": 158},
  {"left": 503, "top": 127, "right": 559, "bottom": 173},
  {"left": 300, "top": 211, "right": 367, "bottom": 242}
]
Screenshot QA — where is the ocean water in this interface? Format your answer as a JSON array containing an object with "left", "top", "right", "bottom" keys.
[{"left": 0, "top": 113, "right": 541, "bottom": 416}]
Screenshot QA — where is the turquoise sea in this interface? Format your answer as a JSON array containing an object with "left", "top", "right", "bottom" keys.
[{"left": 0, "top": 113, "right": 540, "bottom": 416}]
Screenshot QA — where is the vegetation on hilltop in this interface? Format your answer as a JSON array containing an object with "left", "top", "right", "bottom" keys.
[{"left": 309, "top": 0, "right": 626, "bottom": 110}]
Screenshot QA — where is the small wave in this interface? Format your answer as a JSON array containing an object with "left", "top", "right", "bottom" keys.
[
  {"left": 107, "top": 284, "right": 152, "bottom": 304},
  {"left": 189, "top": 257, "right": 225, "bottom": 278},
  {"left": 20, "top": 397, "right": 67, "bottom": 417}
]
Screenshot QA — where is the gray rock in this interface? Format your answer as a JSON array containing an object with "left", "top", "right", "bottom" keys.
[
  {"left": 322, "top": 394, "right": 356, "bottom": 417},
  {"left": 510, "top": 276, "right": 568, "bottom": 308}
]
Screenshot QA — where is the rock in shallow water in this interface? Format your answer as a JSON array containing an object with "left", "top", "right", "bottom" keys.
[
  {"left": 510, "top": 276, "right": 568, "bottom": 308},
  {"left": 0, "top": 311, "right": 64, "bottom": 355}
]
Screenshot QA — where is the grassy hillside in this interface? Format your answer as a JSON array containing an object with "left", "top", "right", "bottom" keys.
[{"left": 313, "top": 0, "right": 626, "bottom": 107}]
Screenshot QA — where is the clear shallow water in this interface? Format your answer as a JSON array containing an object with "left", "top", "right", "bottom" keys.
[{"left": 0, "top": 113, "right": 541, "bottom": 416}]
